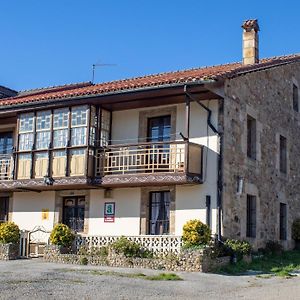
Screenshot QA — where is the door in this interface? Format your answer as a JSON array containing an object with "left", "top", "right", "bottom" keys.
[
  {"left": 63, "top": 196, "right": 85, "bottom": 232},
  {"left": 149, "top": 191, "right": 170, "bottom": 235},
  {"left": 147, "top": 116, "right": 171, "bottom": 171},
  {"left": 0, "top": 132, "right": 13, "bottom": 154},
  {"left": 0, "top": 197, "right": 9, "bottom": 223}
]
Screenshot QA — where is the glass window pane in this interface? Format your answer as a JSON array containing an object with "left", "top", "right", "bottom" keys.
[
  {"left": 53, "top": 108, "right": 69, "bottom": 129},
  {"left": 19, "top": 113, "right": 34, "bottom": 133},
  {"left": 53, "top": 129, "right": 68, "bottom": 148},
  {"left": 36, "top": 111, "right": 51, "bottom": 131},
  {"left": 19, "top": 133, "right": 34, "bottom": 151},
  {"left": 36, "top": 131, "right": 51, "bottom": 150},
  {"left": 71, "top": 106, "right": 87, "bottom": 127},
  {"left": 71, "top": 127, "right": 86, "bottom": 146}
]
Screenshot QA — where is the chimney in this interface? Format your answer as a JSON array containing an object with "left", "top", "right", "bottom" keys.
[{"left": 242, "top": 19, "right": 259, "bottom": 65}]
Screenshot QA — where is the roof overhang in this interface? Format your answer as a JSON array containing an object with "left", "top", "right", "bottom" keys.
[{"left": 0, "top": 80, "right": 224, "bottom": 117}]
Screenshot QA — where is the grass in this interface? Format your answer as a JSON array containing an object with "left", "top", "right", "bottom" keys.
[
  {"left": 219, "top": 250, "right": 300, "bottom": 278},
  {"left": 61, "top": 269, "right": 182, "bottom": 281}
]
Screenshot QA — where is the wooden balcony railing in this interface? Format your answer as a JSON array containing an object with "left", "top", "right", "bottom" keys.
[
  {"left": 0, "top": 154, "right": 13, "bottom": 180},
  {"left": 95, "top": 141, "right": 203, "bottom": 177}
]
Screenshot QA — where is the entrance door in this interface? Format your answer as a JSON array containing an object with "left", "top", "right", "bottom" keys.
[
  {"left": 147, "top": 116, "right": 171, "bottom": 171},
  {"left": 149, "top": 191, "right": 170, "bottom": 235},
  {"left": 63, "top": 196, "right": 85, "bottom": 232},
  {"left": 0, "top": 197, "right": 9, "bottom": 223}
]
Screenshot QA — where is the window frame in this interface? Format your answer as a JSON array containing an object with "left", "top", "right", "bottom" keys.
[
  {"left": 16, "top": 105, "right": 102, "bottom": 179},
  {"left": 246, "top": 194, "right": 256, "bottom": 238},
  {"left": 247, "top": 114, "right": 257, "bottom": 160}
]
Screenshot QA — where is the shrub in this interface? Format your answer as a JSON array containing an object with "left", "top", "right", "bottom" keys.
[
  {"left": 0, "top": 222, "right": 20, "bottom": 244},
  {"left": 111, "top": 236, "right": 153, "bottom": 258},
  {"left": 78, "top": 245, "right": 108, "bottom": 257},
  {"left": 182, "top": 219, "right": 211, "bottom": 247},
  {"left": 50, "top": 224, "right": 74, "bottom": 248},
  {"left": 79, "top": 257, "right": 88, "bottom": 265},
  {"left": 292, "top": 219, "right": 300, "bottom": 241},
  {"left": 264, "top": 240, "right": 283, "bottom": 255},
  {"left": 224, "top": 239, "right": 251, "bottom": 259}
]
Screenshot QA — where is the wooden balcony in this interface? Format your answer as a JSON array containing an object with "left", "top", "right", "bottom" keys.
[
  {"left": 95, "top": 141, "right": 204, "bottom": 187},
  {"left": 0, "top": 154, "right": 13, "bottom": 181}
]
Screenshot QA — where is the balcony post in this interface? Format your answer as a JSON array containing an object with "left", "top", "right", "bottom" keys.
[{"left": 185, "top": 95, "right": 190, "bottom": 173}]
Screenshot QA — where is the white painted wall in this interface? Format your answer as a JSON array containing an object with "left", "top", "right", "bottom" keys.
[
  {"left": 112, "top": 102, "right": 219, "bottom": 234},
  {"left": 9, "top": 101, "right": 219, "bottom": 236},
  {"left": 11, "top": 191, "right": 56, "bottom": 231},
  {"left": 89, "top": 188, "right": 141, "bottom": 236}
]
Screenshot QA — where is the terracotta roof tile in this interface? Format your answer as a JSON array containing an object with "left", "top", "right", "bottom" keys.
[{"left": 1, "top": 54, "right": 299, "bottom": 108}]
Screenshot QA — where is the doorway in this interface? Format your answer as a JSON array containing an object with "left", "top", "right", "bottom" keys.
[
  {"left": 0, "top": 197, "right": 9, "bottom": 223},
  {"left": 62, "top": 196, "right": 85, "bottom": 232}
]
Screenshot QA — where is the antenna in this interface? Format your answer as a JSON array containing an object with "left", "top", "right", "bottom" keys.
[{"left": 92, "top": 63, "right": 117, "bottom": 83}]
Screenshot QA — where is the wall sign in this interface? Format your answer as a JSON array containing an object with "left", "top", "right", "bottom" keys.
[
  {"left": 41, "top": 209, "right": 49, "bottom": 221},
  {"left": 104, "top": 202, "right": 115, "bottom": 223}
]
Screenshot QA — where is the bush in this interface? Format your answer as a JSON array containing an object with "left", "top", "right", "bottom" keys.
[
  {"left": 78, "top": 245, "right": 108, "bottom": 257},
  {"left": 111, "top": 236, "right": 153, "bottom": 258},
  {"left": 292, "top": 219, "right": 300, "bottom": 241},
  {"left": 264, "top": 240, "right": 283, "bottom": 255},
  {"left": 50, "top": 224, "right": 74, "bottom": 248},
  {"left": 0, "top": 222, "right": 20, "bottom": 244},
  {"left": 79, "top": 257, "right": 88, "bottom": 265},
  {"left": 182, "top": 219, "right": 211, "bottom": 247},
  {"left": 224, "top": 239, "right": 251, "bottom": 259}
]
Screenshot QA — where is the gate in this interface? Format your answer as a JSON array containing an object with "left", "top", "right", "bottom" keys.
[{"left": 19, "top": 226, "right": 50, "bottom": 258}]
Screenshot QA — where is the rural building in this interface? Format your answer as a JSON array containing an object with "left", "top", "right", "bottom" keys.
[{"left": 0, "top": 20, "right": 299, "bottom": 251}]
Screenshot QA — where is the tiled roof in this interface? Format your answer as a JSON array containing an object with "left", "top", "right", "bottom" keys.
[{"left": 0, "top": 54, "right": 299, "bottom": 108}]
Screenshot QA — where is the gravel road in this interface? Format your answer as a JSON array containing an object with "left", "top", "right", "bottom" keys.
[{"left": 0, "top": 259, "right": 300, "bottom": 300}]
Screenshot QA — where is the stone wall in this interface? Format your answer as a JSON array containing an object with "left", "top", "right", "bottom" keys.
[
  {"left": 222, "top": 62, "right": 300, "bottom": 249},
  {"left": 43, "top": 245, "right": 230, "bottom": 273},
  {"left": 0, "top": 243, "right": 19, "bottom": 260}
]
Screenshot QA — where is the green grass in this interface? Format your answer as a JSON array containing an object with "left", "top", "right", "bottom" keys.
[
  {"left": 60, "top": 269, "right": 182, "bottom": 281},
  {"left": 219, "top": 250, "right": 300, "bottom": 278}
]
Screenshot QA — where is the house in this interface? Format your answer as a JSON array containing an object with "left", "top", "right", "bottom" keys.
[{"left": 0, "top": 20, "right": 299, "bottom": 251}]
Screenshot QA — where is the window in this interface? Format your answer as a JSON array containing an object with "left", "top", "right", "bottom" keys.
[
  {"left": 53, "top": 108, "right": 69, "bottom": 148},
  {"left": 247, "top": 115, "right": 256, "bottom": 159},
  {"left": 280, "top": 203, "right": 287, "bottom": 240},
  {"left": 71, "top": 106, "right": 87, "bottom": 146},
  {"left": 100, "top": 109, "right": 111, "bottom": 147},
  {"left": 149, "top": 191, "right": 170, "bottom": 235},
  {"left": 19, "top": 113, "right": 34, "bottom": 151},
  {"left": 293, "top": 84, "right": 299, "bottom": 112},
  {"left": 279, "top": 135, "right": 287, "bottom": 174},
  {"left": 36, "top": 111, "right": 51, "bottom": 150},
  {"left": 206, "top": 195, "right": 211, "bottom": 228},
  {"left": 246, "top": 195, "right": 256, "bottom": 238}
]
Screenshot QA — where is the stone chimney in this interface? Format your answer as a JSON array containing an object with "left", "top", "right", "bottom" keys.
[{"left": 242, "top": 19, "right": 259, "bottom": 65}]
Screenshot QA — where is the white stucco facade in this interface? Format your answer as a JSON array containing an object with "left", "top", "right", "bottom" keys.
[{"left": 7, "top": 101, "right": 219, "bottom": 236}]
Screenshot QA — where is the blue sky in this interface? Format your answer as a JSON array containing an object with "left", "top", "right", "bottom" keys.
[{"left": 1, "top": 0, "right": 299, "bottom": 91}]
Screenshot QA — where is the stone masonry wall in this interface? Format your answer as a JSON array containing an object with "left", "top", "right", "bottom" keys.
[
  {"left": 43, "top": 245, "right": 230, "bottom": 273},
  {"left": 0, "top": 243, "right": 19, "bottom": 260},
  {"left": 222, "top": 62, "right": 300, "bottom": 249}
]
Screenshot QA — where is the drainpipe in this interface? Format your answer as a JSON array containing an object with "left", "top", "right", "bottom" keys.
[{"left": 184, "top": 85, "right": 223, "bottom": 242}]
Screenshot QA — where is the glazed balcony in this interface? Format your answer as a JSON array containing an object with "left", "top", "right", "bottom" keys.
[{"left": 95, "top": 141, "right": 204, "bottom": 187}]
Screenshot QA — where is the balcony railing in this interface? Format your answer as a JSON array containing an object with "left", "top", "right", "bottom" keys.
[
  {"left": 95, "top": 141, "right": 203, "bottom": 177},
  {"left": 0, "top": 154, "right": 13, "bottom": 180}
]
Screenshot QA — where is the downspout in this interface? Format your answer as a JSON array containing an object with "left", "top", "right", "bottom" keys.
[{"left": 184, "top": 85, "right": 223, "bottom": 242}]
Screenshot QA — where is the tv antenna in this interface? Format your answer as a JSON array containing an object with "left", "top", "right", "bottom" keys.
[{"left": 92, "top": 63, "right": 117, "bottom": 83}]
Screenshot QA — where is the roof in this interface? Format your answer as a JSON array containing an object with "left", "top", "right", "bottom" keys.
[{"left": 1, "top": 54, "right": 300, "bottom": 108}]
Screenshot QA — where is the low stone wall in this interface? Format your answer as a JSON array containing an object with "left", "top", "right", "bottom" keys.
[
  {"left": 0, "top": 243, "right": 19, "bottom": 261},
  {"left": 44, "top": 245, "right": 230, "bottom": 272}
]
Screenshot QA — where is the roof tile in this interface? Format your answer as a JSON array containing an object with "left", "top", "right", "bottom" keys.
[{"left": 1, "top": 54, "right": 299, "bottom": 108}]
